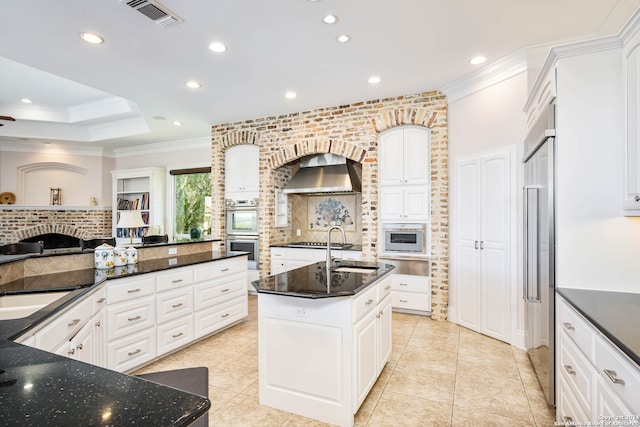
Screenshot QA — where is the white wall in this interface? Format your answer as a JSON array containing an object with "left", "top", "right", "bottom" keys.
[{"left": 555, "top": 48, "right": 640, "bottom": 293}]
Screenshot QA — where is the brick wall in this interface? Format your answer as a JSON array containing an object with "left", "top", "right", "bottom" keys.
[
  {"left": 0, "top": 209, "right": 112, "bottom": 244},
  {"left": 211, "top": 90, "right": 449, "bottom": 320}
]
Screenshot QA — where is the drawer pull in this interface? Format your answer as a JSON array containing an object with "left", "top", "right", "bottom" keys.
[
  {"left": 562, "top": 322, "right": 574, "bottom": 331},
  {"left": 563, "top": 364, "right": 576, "bottom": 375},
  {"left": 128, "top": 315, "right": 142, "bottom": 321},
  {"left": 603, "top": 369, "right": 626, "bottom": 385},
  {"left": 95, "top": 321, "right": 101, "bottom": 327},
  {"left": 400, "top": 299, "right": 408, "bottom": 303},
  {"left": 384, "top": 285, "right": 391, "bottom": 290},
  {"left": 68, "top": 318, "right": 81, "bottom": 327},
  {"left": 399, "top": 283, "right": 408, "bottom": 286},
  {"left": 172, "top": 279, "right": 183, "bottom": 284},
  {"left": 172, "top": 332, "right": 184, "bottom": 338},
  {"left": 128, "top": 349, "right": 142, "bottom": 357},
  {"left": 221, "top": 313, "right": 230, "bottom": 318},
  {"left": 172, "top": 303, "right": 184, "bottom": 308},
  {"left": 221, "top": 288, "right": 230, "bottom": 293},
  {"left": 97, "top": 297, "right": 106, "bottom": 303},
  {"left": 376, "top": 313, "right": 380, "bottom": 319},
  {"left": 127, "top": 288, "right": 142, "bottom": 294},
  {"left": 365, "top": 299, "right": 375, "bottom": 306},
  {"left": 221, "top": 268, "right": 230, "bottom": 272},
  {"left": 563, "top": 416, "right": 573, "bottom": 423}
]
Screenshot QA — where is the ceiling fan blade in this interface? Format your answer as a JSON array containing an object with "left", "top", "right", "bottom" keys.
[{"left": 0, "top": 115, "right": 16, "bottom": 121}]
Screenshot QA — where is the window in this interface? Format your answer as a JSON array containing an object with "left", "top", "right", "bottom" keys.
[{"left": 170, "top": 167, "right": 212, "bottom": 239}]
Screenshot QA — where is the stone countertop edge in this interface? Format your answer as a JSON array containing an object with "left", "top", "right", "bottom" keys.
[
  {"left": 0, "top": 251, "right": 251, "bottom": 427},
  {"left": 269, "top": 243, "right": 363, "bottom": 251},
  {"left": 252, "top": 260, "right": 395, "bottom": 299},
  {"left": 557, "top": 287, "right": 640, "bottom": 367}
]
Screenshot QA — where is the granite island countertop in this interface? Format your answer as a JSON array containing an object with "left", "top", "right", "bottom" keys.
[
  {"left": 557, "top": 288, "right": 640, "bottom": 367},
  {"left": 252, "top": 259, "right": 394, "bottom": 298},
  {"left": 0, "top": 250, "right": 247, "bottom": 427}
]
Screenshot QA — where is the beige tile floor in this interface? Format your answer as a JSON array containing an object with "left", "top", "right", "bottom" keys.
[{"left": 134, "top": 296, "right": 556, "bottom": 426}]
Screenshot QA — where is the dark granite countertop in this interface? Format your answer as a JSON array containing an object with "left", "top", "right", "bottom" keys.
[
  {"left": 253, "top": 260, "right": 394, "bottom": 298},
  {"left": 0, "top": 250, "right": 246, "bottom": 427},
  {"left": 557, "top": 288, "right": 640, "bottom": 367}
]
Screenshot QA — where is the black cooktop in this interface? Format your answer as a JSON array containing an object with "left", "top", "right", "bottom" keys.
[{"left": 287, "top": 241, "right": 354, "bottom": 249}]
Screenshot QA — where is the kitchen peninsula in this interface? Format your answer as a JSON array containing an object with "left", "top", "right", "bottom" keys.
[
  {"left": 253, "top": 260, "right": 394, "bottom": 427},
  {"left": 0, "top": 240, "right": 247, "bottom": 426}
]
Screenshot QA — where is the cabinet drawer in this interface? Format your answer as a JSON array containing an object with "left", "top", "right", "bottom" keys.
[
  {"left": 194, "top": 297, "right": 247, "bottom": 339},
  {"left": 194, "top": 258, "right": 246, "bottom": 282},
  {"left": 352, "top": 285, "right": 378, "bottom": 323},
  {"left": 391, "top": 292, "right": 430, "bottom": 311},
  {"left": 557, "top": 374, "right": 591, "bottom": 425},
  {"left": 559, "top": 330, "right": 595, "bottom": 413},
  {"left": 35, "top": 300, "right": 92, "bottom": 352},
  {"left": 595, "top": 375, "right": 640, "bottom": 424},
  {"left": 157, "top": 316, "right": 194, "bottom": 355},
  {"left": 334, "top": 250, "right": 362, "bottom": 261},
  {"left": 156, "top": 267, "right": 194, "bottom": 292},
  {"left": 106, "top": 295, "right": 156, "bottom": 341},
  {"left": 106, "top": 276, "right": 155, "bottom": 304},
  {"left": 193, "top": 273, "right": 246, "bottom": 311},
  {"left": 377, "top": 277, "right": 392, "bottom": 300},
  {"left": 156, "top": 287, "right": 193, "bottom": 324},
  {"left": 270, "top": 248, "right": 287, "bottom": 259},
  {"left": 557, "top": 297, "right": 595, "bottom": 360},
  {"left": 391, "top": 274, "right": 430, "bottom": 293},
  {"left": 594, "top": 334, "right": 640, "bottom": 413},
  {"left": 107, "top": 327, "right": 156, "bottom": 372}
]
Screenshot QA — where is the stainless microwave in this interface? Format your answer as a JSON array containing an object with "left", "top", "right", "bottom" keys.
[{"left": 382, "top": 223, "right": 427, "bottom": 254}]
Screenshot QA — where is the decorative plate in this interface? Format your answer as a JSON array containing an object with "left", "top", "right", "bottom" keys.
[{"left": 0, "top": 192, "right": 16, "bottom": 204}]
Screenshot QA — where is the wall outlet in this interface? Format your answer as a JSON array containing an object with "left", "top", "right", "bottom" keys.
[
  {"left": 296, "top": 229, "right": 301, "bottom": 236},
  {"left": 294, "top": 307, "right": 308, "bottom": 318},
  {"left": 168, "top": 258, "right": 177, "bottom": 266},
  {"left": 168, "top": 248, "right": 177, "bottom": 255}
]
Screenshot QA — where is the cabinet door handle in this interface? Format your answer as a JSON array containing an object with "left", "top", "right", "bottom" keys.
[
  {"left": 128, "top": 315, "right": 142, "bottom": 321},
  {"left": 379, "top": 309, "right": 384, "bottom": 316},
  {"left": 97, "top": 298, "right": 106, "bottom": 303},
  {"left": 384, "top": 285, "right": 391, "bottom": 290},
  {"left": 365, "top": 299, "right": 375, "bottom": 306},
  {"left": 221, "top": 288, "right": 230, "bottom": 293},
  {"left": 172, "top": 332, "right": 184, "bottom": 338},
  {"left": 480, "top": 241, "right": 484, "bottom": 250},
  {"left": 172, "top": 303, "right": 184, "bottom": 308},
  {"left": 77, "top": 344, "right": 83, "bottom": 350},
  {"left": 221, "top": 313, "right": 230, "bottom": 318},
  {"left": 399, "top": 283, "right": 408, "bottom": 286},
  {"left": 128, "top": 349, "right": 142, "bottom": 356},
  {"left": 563, "top": 416, "right": 573, "bottom": 423},
  {"left": 562, "top": 322, "right": 574, "bottom": 331},
  {"left": 95, "top": 321, "right": 101, "bottom": 327},
  {"left": 68, "top": 319, "right": 81, "bottom": 327},
  {"left": 221, "top": 268, "right": 230, "bottom": 272},
  {"left": 563, "top": 364, "right": 576, "bottom": 375},
  {"left": 127, "top": 288, "right": 141, "bottom": 294},
  {"left": 400, "top": 299, "right": 408, "bottom": 303},
  {"left": 603, "top": 369, "right": 626, "bottom": 385},
  {"left": 635, "top": 195, "right": 640, "bottom": 202},
  {"left": 376, "top": 313, "right": 380, "bottom": 318},
  {"left": 172, "top": 279, "right": 183, "bottom": 283},
  {"left": 68, "top": 348, "right": 75, "bottom": 355},
  {"left": 475, "top": 241, "right": 479, "bottom": 249}
]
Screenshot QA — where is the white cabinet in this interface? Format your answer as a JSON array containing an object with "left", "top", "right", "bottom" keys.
[
  {"left": 378, "top": 126, "right": 431, "bottom": 222},
  {"left": 112, "top": 167, "right": 165, "bottom": 246},
  {"left": 453, "top": 148, "right": 513, "bottom": 343},
  {"left": 625, "top": 31, "right": 640, "bottom": 214},
  {"left": 225, "top": 144, "right": 259, "bottom": 199},
  {"left": 390, "top": 273, "right": 431, "bottom": 313},
  {"left": 269, "top": 247, "right": 362, "bottom": 275},
  {"left": 556, "top": 296, "right": 640, "bottom": 424}
]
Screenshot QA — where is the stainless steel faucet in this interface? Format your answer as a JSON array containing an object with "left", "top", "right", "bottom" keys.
[{"left": 325, "top": 225, "right": 346, "bottom": 268}]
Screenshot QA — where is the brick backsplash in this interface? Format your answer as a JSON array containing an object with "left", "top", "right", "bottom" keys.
[{"left": 211, "top": 90, "right": 449, "bottom": 320}]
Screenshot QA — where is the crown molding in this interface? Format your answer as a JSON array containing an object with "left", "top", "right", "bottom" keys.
[
  {"left": 0, "top": 140, "right": 104, "bottom": 156},
  {"left": 109, "top": 135, "right": 211, "bottom": 158}
]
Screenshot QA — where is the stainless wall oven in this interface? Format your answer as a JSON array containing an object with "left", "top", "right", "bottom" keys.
[
  {"left": 225, "top": 198, "right": 259, "bottom": 236},
  {"left": 382, "top": 223, "right": 427, "bottom": 254},
  {"left": 225, "top": 236, "right": 259, "bottom": 270}
]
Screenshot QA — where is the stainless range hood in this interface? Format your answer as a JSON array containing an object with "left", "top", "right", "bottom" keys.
[{"left": 283, "top": 154, "right": 362, "bottom": 194}]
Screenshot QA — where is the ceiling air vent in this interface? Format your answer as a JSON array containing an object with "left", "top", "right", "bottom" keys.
[{"left": 120, "top": 0, "right": 183, "bottom": 28}]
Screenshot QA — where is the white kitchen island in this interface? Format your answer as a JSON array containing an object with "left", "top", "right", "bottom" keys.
[{"left": 254, "top": 261, "right": 394, "bottom": 427}]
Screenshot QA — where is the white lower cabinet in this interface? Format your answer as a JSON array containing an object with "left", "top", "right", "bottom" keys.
[
  {"left": 270, "top": 247, "right": 363, "bottom": 275},
  {"left": 390, "top": 273, "right": 430, "bottom": 313},
  {"left": 107, "top": 327, "right": 157, "bottom": 372},
  {"left": 557, "top": 296, "right": 640, "bottom": 424},
  {"left": 157, "top": 315, "right": 194, "bottom": 354}
]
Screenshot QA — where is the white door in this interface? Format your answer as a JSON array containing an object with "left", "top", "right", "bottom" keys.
[
  {"left": 454, "top": 148, "right": 512, "bottom": 343},
  {"left": 403, "top": 185, "right": 430, "bottom": 221}
]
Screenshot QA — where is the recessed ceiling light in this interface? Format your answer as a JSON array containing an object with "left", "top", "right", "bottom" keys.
[
  {"left": 80, "top": 32, "right": 104, "bottom": 45},
  {"left": 172, "top": 121, "right": 183, "bottom": 126},
  {"left": 337, "top": 34, "right": 350, "bottom": 43},
  {"left": 470, "top": 55, "right": 487, "bottom": 65},
  {"left": 21, "top": 98, "right": 32, "bottom": 104},
  {"left": 186, "top": 81, "right": 202, "bottom": 89},
  {"left": 285, "top": 91, "right": 297, "bottom": 99},
  {"left": 368, "top": 76, "right": 381, "bottom": 85},
  {"left": 323, "top": 14, "right": 338, "bottom": 24},
  {"left": 208, "top": 41, "right": 227, "bottom": 53}
]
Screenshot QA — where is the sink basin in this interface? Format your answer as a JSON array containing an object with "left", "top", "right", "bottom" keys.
[
  {"left": 333, "top": 266, "right": 379, "bottom": 274},
  {"left": 0, "top": 291, "right": 69, "bottom": 321}
]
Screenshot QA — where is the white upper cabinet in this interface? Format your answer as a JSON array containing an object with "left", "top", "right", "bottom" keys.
[
  {"left": 625, "top": 31, "right": 640, "bottom": 214},
  {"left": 379, "top": 127, "right": 430, "bottom": 186},
  {"left": 225, "top": 144, "right": 259, "bottom": 199}
]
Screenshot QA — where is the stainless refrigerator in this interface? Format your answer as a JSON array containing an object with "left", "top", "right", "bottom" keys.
[{"left": 523, "top": 102, "right": 556, "bottom": 407}]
